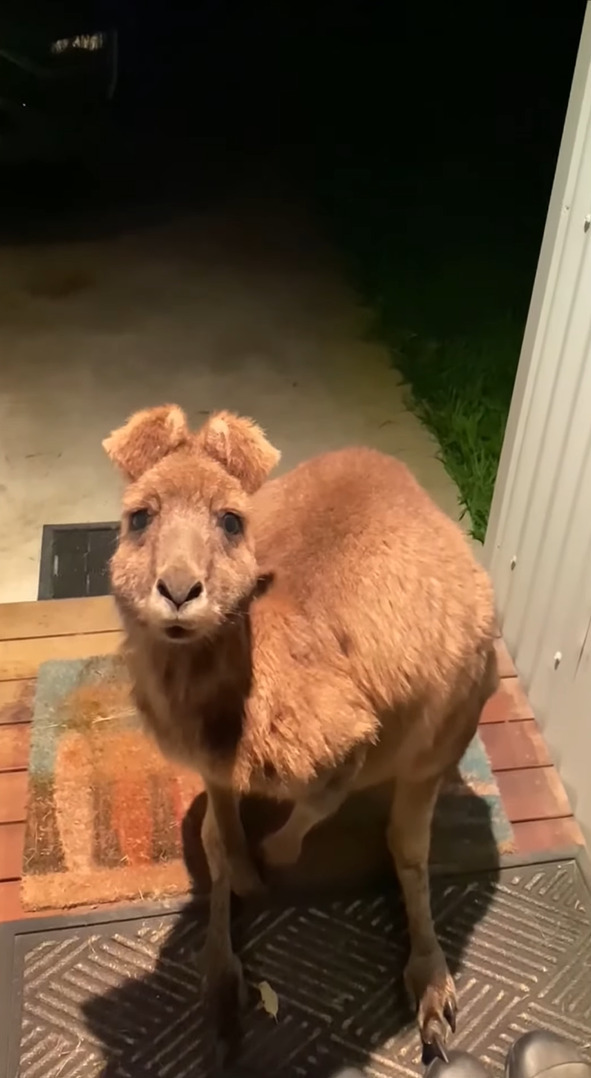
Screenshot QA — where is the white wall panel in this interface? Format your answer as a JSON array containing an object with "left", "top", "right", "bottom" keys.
[{"left": 485, "top": 3, "right": 591, "bottom": 845}]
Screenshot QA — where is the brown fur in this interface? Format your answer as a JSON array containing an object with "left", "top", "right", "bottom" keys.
[{"left": 104, "top": 405, "right": 498, "bottom": 1059}]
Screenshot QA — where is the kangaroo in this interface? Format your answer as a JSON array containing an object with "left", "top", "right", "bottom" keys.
[{"left": 104, "top": 404, "right": 498, "bottom": 1060}]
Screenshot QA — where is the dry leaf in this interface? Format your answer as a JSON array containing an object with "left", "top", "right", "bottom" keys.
[{"left": 257, "top": 980, "right": 279, "bottom": 1021}]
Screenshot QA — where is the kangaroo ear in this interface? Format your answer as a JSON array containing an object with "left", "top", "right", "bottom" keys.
[
  {"left": 102, "top": 405, "right": 190, "bottom": 481},
  {"left": 197, "top": 411, "right": 280, "bottom": 493}
]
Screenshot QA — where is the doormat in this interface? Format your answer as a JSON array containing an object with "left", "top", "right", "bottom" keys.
[
  {"left": 3, "top": 856, "right": 591, "bottom": 1078},
  {"left": 22, "top": 653, "right": 515, "bottom": 912},
  {"left": 38, "top": 523, "right": 119, "bottom": 600}
]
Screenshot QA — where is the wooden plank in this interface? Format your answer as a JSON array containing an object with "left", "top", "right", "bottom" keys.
[
  {"left": 0, "top": 771, "right": 27, "bottom": 825},
  {"left": 0, "top": 822, "right": 24, "bottom": 881},
  {"left": 0, "top": 726, "right": 30, "bottom": 772},
  {"left": 496, "top": 766, "right": 572, "bottom": 823},
  {"left": 0, "top": 596, "right": 120, "bottom": 642},
  {"left": 480, "top": 677, "right": 533, "bottom": 723},
  {"left": 495, "top": 637, "right": 516, "bottom": 678},
  {"left": 0, "top": 681, "right": 35, "bottom": 725},
  {"left": 480, "top": 719, "right": 552, "bottom": 771},
  {"left": 512, "top": 817, "right": 585, "bottom": 854},
  {"left": 0, "top": 631, "right": 123, "bottom": 682}
]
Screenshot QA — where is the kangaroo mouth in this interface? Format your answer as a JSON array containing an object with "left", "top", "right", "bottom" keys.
[{"left": 164, "top": 625, "right": 193, "bottom": 642}]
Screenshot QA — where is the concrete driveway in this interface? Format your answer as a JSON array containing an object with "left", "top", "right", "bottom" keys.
[{"left": 0, "top": 185, "right": 462, "bottom": 603}]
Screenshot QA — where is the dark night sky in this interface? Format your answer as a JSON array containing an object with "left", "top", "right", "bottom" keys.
[{"left": 113, "top": 1, "right": 585, "bottom": 159}]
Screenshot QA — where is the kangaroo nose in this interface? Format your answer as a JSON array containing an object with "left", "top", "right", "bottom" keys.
[{"left": 156, "top": 575, "right": 203, "bottom": 609}]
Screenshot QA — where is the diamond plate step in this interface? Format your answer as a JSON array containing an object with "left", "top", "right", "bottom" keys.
[{"left": 1, "top": 856, "right": 591, "bottom": 1078}]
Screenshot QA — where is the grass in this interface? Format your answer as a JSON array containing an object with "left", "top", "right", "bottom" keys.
[
  {"left": 368, "top": 305, "right": 523, "bottom": 542},
  {"left": 315, "top": 153, "right": 544, "bottom": 541}
]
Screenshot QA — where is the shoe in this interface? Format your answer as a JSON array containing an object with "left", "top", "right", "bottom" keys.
[
  {"left": 426, "top": 1051, "right": 491, "bottom": 1078},
  {"left": 506, "top": 1031, "right": 590, "bottom": 1078}
]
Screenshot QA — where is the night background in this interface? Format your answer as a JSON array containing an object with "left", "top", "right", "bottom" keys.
[{"left": 1, "top": 0, "right": 586, "bottom": 539}]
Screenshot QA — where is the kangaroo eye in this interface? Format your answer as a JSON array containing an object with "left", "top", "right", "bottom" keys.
[
  {"left": 129, "top": 509, "right": 151, "bottom": 533},
  {"left": 220, "top": 511, "right": 243, "bottom": 538}
]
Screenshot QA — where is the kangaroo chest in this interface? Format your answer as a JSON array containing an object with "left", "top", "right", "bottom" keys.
[{"left": 130, "top": 653, "right": 295, "bottom": 798}]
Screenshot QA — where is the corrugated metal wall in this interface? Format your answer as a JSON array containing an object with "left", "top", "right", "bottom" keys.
[{"left": 484, "top": 3, "right": 591, "bottom": 846}]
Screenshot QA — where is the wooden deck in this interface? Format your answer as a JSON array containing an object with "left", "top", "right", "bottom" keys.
[{"left": 0, "top": 597, "right": 584, "bottom": 924}]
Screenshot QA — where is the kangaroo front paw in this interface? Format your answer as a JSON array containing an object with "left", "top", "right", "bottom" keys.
[
  {"left": 260, "top": 827, "right": 303, "bottom": 868},
  {"left": 404, "top": 945, "right": 457, "bottom": 1061},
  {"left": 227, "top": 852, "right": 266, "bottom": 898}
]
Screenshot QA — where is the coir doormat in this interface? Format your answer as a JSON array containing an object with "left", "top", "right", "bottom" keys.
[{"left": 22, "top": 654, "right": 515, "bottom": 911}]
